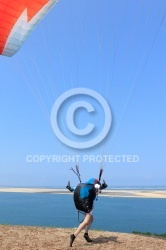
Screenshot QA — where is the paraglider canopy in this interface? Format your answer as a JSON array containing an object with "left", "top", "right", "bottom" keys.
[{"left": 0, "top": 0, "right": 58, "bottom": 56}]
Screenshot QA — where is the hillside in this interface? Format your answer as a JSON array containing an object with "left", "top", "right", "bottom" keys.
[{"left": 0, "top": 225, "right": 166, "bottom": 250}]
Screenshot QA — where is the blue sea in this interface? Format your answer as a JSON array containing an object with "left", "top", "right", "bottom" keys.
[{"left": 0, "top": 192, "right": 166, "bottom": 234}]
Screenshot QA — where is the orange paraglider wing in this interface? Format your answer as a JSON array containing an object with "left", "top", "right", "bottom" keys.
[{"left": 0, "top": 0, "right": 58, "bottom": 57}]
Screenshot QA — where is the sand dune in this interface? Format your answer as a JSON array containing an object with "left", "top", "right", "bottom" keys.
[
  {"left": 0, "top": 188, "right": 166, "bottom": 198},
  {"left": 0, "top": 225, "right": 166, "bottom": 250}
]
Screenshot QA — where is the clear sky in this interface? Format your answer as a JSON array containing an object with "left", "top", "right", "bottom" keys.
[{"left": 0, "top": 0, "right": 166, "bottom": 187}]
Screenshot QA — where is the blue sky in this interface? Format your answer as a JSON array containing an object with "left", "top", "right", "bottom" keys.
[{"left": 0, "top": 0, "right": 166, "bottom": 187}]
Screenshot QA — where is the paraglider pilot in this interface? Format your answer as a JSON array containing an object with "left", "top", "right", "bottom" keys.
[{"left": 66, "top": 177, "right": 108, "bottom": 247}]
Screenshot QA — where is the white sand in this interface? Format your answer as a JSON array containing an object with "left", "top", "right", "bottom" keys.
[{"left": 0, "top": 188, "right": 166, "bottom": 198}]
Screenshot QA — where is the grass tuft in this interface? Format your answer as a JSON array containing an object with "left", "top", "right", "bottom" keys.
[{"left": 132, "top": 231, "right": 166, "bottom": 238}]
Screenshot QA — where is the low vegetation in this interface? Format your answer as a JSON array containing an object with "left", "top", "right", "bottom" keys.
[{"left": 132, "top": 231, "right": 166, "bottom": 238}]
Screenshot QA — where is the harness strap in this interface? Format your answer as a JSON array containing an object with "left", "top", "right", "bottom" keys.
[{"left": 78, "top": 210, "right": 85, "bottom": 223}]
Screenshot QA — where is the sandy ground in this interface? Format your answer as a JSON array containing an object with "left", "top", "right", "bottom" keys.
[
  {"left": 0, "top": 225, "right": 166, "bottom": 250},
  {"left": 0, "top": 188, "right": 166, "bottom": 198}
]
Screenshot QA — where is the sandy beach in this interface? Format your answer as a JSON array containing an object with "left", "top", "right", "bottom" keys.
[
  {"left": 0, "top": 225, "right": 166, "bottom": 250},
  {"left": 0, "top": 187, "right": 166, "bottom": 198}
]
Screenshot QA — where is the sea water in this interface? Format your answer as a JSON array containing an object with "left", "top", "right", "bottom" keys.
[{"left": 0, "top": 192, "right": 166, "bottom": 234}]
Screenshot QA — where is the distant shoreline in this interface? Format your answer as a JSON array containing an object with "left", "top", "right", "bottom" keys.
[{"left": 0, "top": 188, "right": 166, "bottom": 198}]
